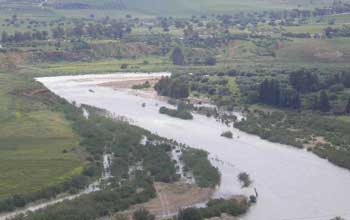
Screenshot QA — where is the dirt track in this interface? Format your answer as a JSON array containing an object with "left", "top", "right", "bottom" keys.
[{"left": 121, "top": 182, "right": 214, "bottom": 219}]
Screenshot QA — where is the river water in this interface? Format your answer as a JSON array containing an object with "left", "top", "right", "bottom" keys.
[{"left": 34, "top": 73, "right": 350, "bottom": 220}]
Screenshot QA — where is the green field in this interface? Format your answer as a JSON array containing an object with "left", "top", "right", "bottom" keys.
[
  {"left": 0, "top": 72, "right": 85, "bottom": 199},
  {"left": 37, "top": 56, "right": 174, "bottom": 74},
  {"left": 51, "top": 0, "right": 340, "bottom": 15},
  {"left": 0, "top": 0, "right": 346, "bottom": 18},
  {"left": 275, "top": 38, "right": 350, "bottom": 64}
]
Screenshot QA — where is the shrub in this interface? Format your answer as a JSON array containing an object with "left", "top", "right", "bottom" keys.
[{"left": 221, "top": 131, "right": 233, "bottom": 139}]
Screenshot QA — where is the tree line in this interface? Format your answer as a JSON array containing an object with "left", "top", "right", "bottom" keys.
[
  {"left": 177, "top": 197, "right": 250, "bottom": 220},
  {"left": 256, "top": 69, "right": 350, "bottom": 113},
  {"left": 1, "top": 30, "right": 48, "bottom": 43}
]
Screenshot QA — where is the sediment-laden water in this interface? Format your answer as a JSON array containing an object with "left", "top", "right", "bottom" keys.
[{"left": 18, "top": 73, "right": 350, "bottom": 220}]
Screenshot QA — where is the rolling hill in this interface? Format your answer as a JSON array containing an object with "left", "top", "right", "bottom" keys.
[{"left": 0, "top": 0, "right": 347, "bottom": 17}]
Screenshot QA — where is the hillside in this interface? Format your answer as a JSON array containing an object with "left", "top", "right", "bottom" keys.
[{"left": 0, "top": 0, "right": 347, "bottom": 17}]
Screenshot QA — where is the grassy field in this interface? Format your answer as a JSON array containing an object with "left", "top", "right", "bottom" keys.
[
  {"left": 275, "top": 38, "right": 350, "bottom": 64},
  {"left": 0, "top": 0, "right": 346, "bottom": 18},
  {"left": 0, "top": 72, "right": 86, "bottom": 199},
  {"left": 36, "top": 56, "right": 174, "bottom": 74},
  {"left": 49, "top": 0, "right": 341, "bottom": 15}
]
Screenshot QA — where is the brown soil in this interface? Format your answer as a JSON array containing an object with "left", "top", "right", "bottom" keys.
[
  {"left": 119, "top": 182, "right": 214, "bottom": 219},
  {"left": 99, "top": 77, "right": 161, "bottom": 89},
  {"left": 98, "top": 76, "right": 211, "bottom": 105},
  {"left": 304, "top": 136, "right": 329, "bottom": 149},
  {"left": 23, "top": 89, "right": 49, "bottom": 97}
]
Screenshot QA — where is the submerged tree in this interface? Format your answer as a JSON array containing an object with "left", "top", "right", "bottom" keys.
[{"left": 238, "top": 172, "right": 252, "bottom": 188}]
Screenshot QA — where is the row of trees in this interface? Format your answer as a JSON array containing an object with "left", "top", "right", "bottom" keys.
[
  {"left": 258, "top": 79, "right": 301, "bottom": 109},
  {"left": 0, "top": 21, "right": 132, "bottom": 44},
  {"left": 1, "top": 30, "right": 48, "bottom": 43},
  {"left": 51, "top": 22, "right": 132, "bottom": 40},
  {"left": 177, "top": 198, "right": 250, "bottom": 220},
  {"left": 324, "top": 25, "right": 350, "bottom": 38},
  {"left": 255, "top": 69, "right": 350, "bottom": 113},
  {"left": 258, "top": 78, "right": 336, "bottom": 112}
]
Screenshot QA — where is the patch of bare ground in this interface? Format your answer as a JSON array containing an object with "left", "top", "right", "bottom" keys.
[
  {"left": 99, "top": 77, "right": 161, "bottom": 89},
  {"left": 23, "top": 88, "right": 49, "bottom": 97},
  {"left": 119, "top": 182, "right": 214, "bottom": 219},
  {"left": 303, "top": 136, "right": 330, "bottom": 149},
  {"left": 99, "top": 76, "right": 211, "bottom": 105}
]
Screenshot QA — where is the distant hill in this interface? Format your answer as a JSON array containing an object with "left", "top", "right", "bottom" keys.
[
  {"left": 46, "top": 0, "right": 345, "bottom": 16},
  {"left": 0, "top": 0, "right": 348, "bottom": 17}
]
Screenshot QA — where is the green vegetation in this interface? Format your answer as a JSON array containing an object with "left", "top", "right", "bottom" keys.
[
  {"left": 3, "top": 94, "right": 218, "bottom": 219},
  {"left": 132, "top": 81, "right": 151, "bottom": 90},
  {"left": 221, "top": 131, "right": 233, "bottom": 139},
  {"left": 159, "top": 106, "right": 193, "bottom": 120},
  {"left": 236, "top": 109, "right": 350, "bottom": 169},
  {"left": 0, "top": 72, "right": 87, "bottom": 203},
  {"left": 238, "top": 172, "right": 252, "bottom": 188},
  {"left": 133, "top": 208, "right": 155, "bottom": 220},
  {"left": 155, "top": 76, "right": 190, "bottom": 99},
  {"left": 3, "top": 0, "right": 350, "bottom": 217},
  {"left": 11, "top": 173, "right": 156, "bottom": 220},
  {"left": 178, "top": 197, "right": 250, "bottom": 220},
  {"left": 182, "top": 149, "right": 220, "bottom": 188}
]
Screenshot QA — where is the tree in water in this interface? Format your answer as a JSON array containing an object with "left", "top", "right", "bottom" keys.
[
  {"left": 238, "top": 172, "right": 252, "bottom": 188},
  {"left": 171, "top": 47, "right": 185, "bottom": 65},
  {"left": 330, "top": 217, "right": 345, "bottom": 220},
  {"left": 319, "top": 90, "right": 331, "bottom": 112}
]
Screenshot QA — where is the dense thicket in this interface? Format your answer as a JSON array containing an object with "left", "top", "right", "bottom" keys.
[
  {"left": 159, "top": 106, "right": 193, "bottom": 120},
  {"left": 10, "top": 173, "right": 156, "bottom": 220},
  {"left": 177, "top": 198, "right": 250, "bottom": 220},
  {"left": 154, "top": 76, "right": 190, "bottom": 99},
  {"left": 182, "top": 149, "right": 220, "bottom": 188},
  {"left": 258, "top": 79, "right": 301, "bottom": 109},
  {"left": 235, "top": 110, "right": 350, "bottom": 170}
]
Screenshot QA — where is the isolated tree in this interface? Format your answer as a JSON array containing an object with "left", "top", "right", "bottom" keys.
[
  {"left": 171, "top": 47, "right": 185, "bottom": 65},
  {"left": 205, "top": 56, "right": 217, "bottom": 66},
  {"left": 238, "top": 172, "right": 252, "bottom": 187},
  {"left": 319, "top": 90, "right": 331, "bottom": 112}
]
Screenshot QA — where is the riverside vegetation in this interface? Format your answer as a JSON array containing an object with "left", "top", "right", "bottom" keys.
[
  {"left": 4, "top": 93, "right": 223, "bottom": 220},
  {"left": 2, "top": 0, "right": 350, "bottom": 219}
]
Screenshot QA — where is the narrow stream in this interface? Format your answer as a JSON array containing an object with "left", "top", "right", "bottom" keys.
[{"left": 5, "top": 73, "right": 350, "bottom": 220}]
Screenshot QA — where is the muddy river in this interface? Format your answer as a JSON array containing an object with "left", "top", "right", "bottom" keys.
[{"left": 30, "top": 73, "right": 350, "bottom": 220}]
